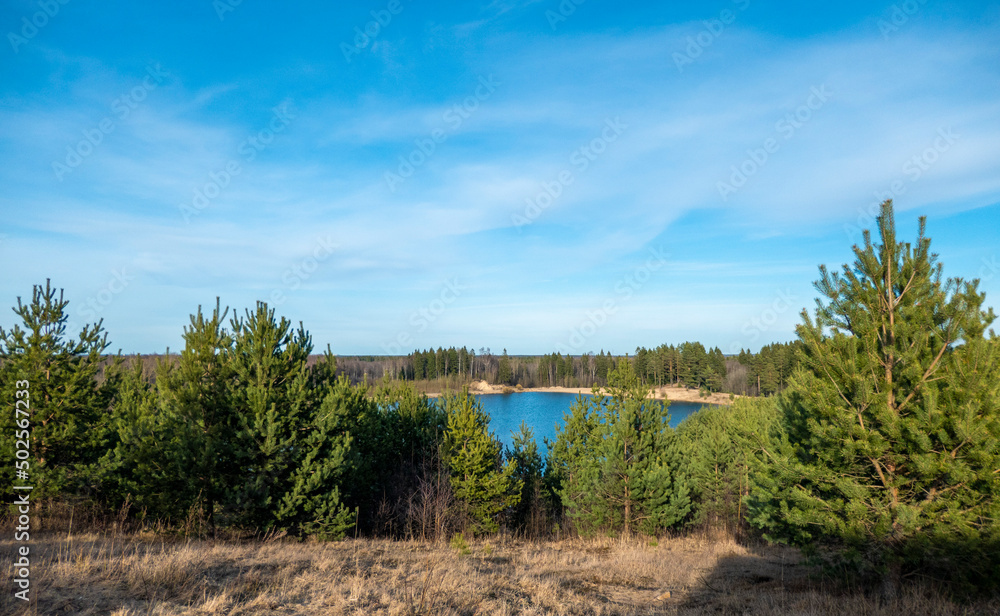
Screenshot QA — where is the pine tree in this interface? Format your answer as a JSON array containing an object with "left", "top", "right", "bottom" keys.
[
  {"left": 442, "top": 391, "right": 521, "bottom": 534},
  {"left": 367, "top": 377, "right": 448, "bottom": 534},
  {"left": 156, "top": 299, "right": 236, "bottom": 534},
  {"left": 678, "top": 407, "right": 738, "bottom": 530},
  {"left": 545, "top": 392, "right": 600, "bottom": 530},
  {"left": 707, "top": 347, "right": 726, "bottom": 392},
  {"left": 551, "top": 360, "right": 690, "bottom": 536},
  {"left": 497, "top": 349, "right": 514, "bottom": 385},
  {"left": 595, "top": 350, "right": 611, "bottom": 384},
  {"left": 510, "top": 421, "right": 544, "bottom": 533},
  {"left": 275, "top": 372, "right": 358, "bottom": 540},
  {"left": 677, "top": 397, "right": 780, "bottom": 534},
  {"left": 226, "top": 302, "right": 314, "bottom": 530},
  {"left": 749, "top": 201, "right": 1000, "bottom": 591},
  {"left": 101, "top": 356, "right": 192, "bottom": 520},
  {"left": 0, "top": 280, "right": 116, "bottom": 501}
]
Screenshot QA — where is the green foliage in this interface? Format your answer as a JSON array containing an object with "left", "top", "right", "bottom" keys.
[
  {"left": 749, "top": 201, "right": 1000, "bottom": 591},
  {"left": 103, "top": 302, "right": 359, "bottom": 540},
  {"left": 442, "top": 391, "right": 521, "bottom": 534},
  {"left": 0, "top": 280, "right": 116, "bottom": 500},
  {"left": 496, "top": 349, "right": 514, "bottom": 385},
  {"left": 450, "top": 531, "right": 471, "bottom": 555},
  {"left": 676, "top": 397, "right": 780, "bottom": 533},
  {"left": 632, "top": 342, "right": 728, "bottom": 392},
  {"left": 226, "top": 302, "right": 315, "bottom": 530},
  {"left": 737, "top": 342, "right": 801, "bottom": 396},
  {"left": 276, "top": 374, "right": 358, "bottom": 540},
  {"left": 100, "top": 357, "right": 187, "bottom": 519},
  {"left": 156, "top": 299, "right": 237, "bottom": 533},
  {"left": 549, "top": 359, "right": 691, "bottom": 536},
  {"left": 407, "top": 346, "right": 475, "bottom": 379},
  {"left": 348, "top": 377, "right": 447, "bottom": 534},
  {"left": 537, "top": 353, "right": 576, "bottom": 387},
  {"left": 509, "top": 421, "right": 545, "bottom": 532}
]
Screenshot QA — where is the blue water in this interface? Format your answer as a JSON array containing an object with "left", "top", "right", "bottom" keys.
[{"left": 476, "top": 392, "right": 716, "bottom": 449}]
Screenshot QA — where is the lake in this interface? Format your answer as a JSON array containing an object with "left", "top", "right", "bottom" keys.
[{"left": 476, "top": 392, "right": 716, "bottom": 448}]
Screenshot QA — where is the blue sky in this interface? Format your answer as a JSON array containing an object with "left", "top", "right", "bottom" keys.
[{"left": 1, "top": 0, "right": 998, "bottom": 355}]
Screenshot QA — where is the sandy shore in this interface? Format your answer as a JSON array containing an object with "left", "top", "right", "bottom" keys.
[{"left": 428, "top": 381, "right": 738, "bottom": 406}]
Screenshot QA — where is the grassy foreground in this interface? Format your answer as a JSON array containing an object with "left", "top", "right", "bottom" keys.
[{"left": 2, "top": 531, "right": 994, "bottom": 615}]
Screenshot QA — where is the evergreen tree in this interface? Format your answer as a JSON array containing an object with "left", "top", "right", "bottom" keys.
[
  {"left": 677, "top": 397, "right": 780, "bottom": 534},
  {"left": 678, "top": 407, "right": 738, "bottom": 530},
  {"left": 749, "top": 201, "right": 1000, "bottom": 591},
  {"left": 544, "top": 392, "right": 599, "bottom": 528},
  {"left": 707, "top": 347, "right": 726, "bottom": 392},
  {"left": 0, "top": 280, "right": 116, "bottom": 501},
  {"left": 594, "top": 350, "right": 611, "bottom": 384},
  {"left": 155, "top": 299, "right": 236, "bottom": 534},
  {"left": 368, "top": 377, "right": 448, "bottom": 531},
  {"left": 442, "top": 391, "right": 521, "bottom": 534},
  {"left": 497, "top": 349, "right": 514, "bottom": 385},
  {"left": 276, "top": 371, "right": 358, "bottom": 540},
  {"left": 551, "top": 360, "right": 690, "bottom": 536},
  {"left": 633, "top": 348, "right": 649, "bottom": 384},
  {"left": 510, "top": 421, "right": 544, "bottom": 533},
  {"left": 101, "top": 356, "right": 191, "bottom": 520},
  {"left": 226, "top": 302, "right": 314, "bottom": 530}
]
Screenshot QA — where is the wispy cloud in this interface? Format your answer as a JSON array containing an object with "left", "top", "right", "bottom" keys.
[{"left": 1, "top": 4, "right": 998, "bottom": 353}]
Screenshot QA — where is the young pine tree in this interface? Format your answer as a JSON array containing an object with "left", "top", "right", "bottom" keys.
[
  {"left": 677, "top": 397, "right": 781, "bottom": 535},
  {"left": 545, "top": 392, "right": 600, "bottom": 532},
  {"left": 677, "top": 407, "right": 740, "bottom": 532},
  {"left": 275, "top": 371, "right": 359, "bottom": 540},
  {"left": 0, "top": 280, "right": 116, "bottom": 501},
  {"left": 442, "top": 391, "right": 521, "bottom": 534},
  {"left": 156, "top": 299, "right": 236, "bottom": 535},
  {"left": 101, "top": 356, "right": 192, "bottom": 520},
  {"left": 551, "top": 360, "right": 690, "bottom": 536},
  {"left": 510, "top": 421, "right": 545, "bottom": 535},
  {"left": 226, "top": 302, "right": 315, "bottom": 530},
  {"left": 749, "top": 200, "right": 1000, "bottom": 592}
]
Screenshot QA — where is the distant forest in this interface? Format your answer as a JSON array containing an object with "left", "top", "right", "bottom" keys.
[{"left": 336, "top": 342, "right": 800, "bottom": 397}]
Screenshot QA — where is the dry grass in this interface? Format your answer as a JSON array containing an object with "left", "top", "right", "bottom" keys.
[{"left": 1, "top": 531, "right": 995, "bottom": 615}]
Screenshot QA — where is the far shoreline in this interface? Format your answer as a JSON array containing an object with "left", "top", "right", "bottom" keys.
[{"left": 424, "top": 381, "right": 739, "bottom": 406}]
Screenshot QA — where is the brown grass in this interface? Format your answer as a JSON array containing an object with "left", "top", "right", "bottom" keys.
[{"left": 1, "top": 531, "right": 994, "bottom": 615}]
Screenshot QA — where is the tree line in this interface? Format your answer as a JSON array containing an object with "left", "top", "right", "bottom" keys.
[
  {"left": 392, "top": 341, "right": 802, "bottom": 395},
  {"left": 1, "top": 201, "right": 998, "bottom": 593}
]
